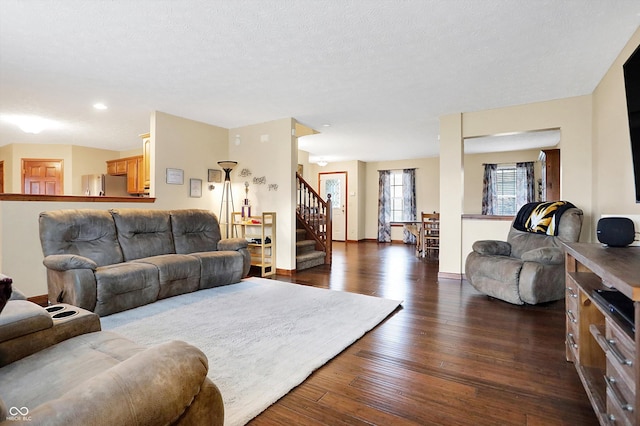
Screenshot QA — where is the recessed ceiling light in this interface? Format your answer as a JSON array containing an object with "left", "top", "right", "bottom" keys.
[
  {"left": 323, "top": 123, "right": 331, "bottom": 127},
  {"left": 93, "top": 103, "right": 108, "bottom": 110},
  {"left": 0, "top": 114, "right": 62, "bottom": 134}
]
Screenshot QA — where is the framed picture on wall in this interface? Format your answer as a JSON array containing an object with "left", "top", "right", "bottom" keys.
[
  {"left": 190, "top": 179, "right": 202, "bottom": 198},
  {"left": 208, "top": 169, "right": 222, "bottom": 183},
  {"left": 166, "top": 168, "right": 184, "bottom": 185}
]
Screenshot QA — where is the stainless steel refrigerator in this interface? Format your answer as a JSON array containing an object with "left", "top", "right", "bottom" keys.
[{"left": 81, "top": 174, "right": 129, "bottom": 196}]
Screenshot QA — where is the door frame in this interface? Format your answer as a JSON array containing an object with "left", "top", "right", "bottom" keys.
[{"left": 318, "top": 171, "right": 348, "bottom": 242}]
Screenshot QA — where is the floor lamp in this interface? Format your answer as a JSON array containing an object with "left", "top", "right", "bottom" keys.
[{"left": 218, "top": 161, "right": 237, "bottom": 238}]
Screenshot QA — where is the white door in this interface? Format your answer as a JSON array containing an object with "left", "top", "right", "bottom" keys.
[{"left": 320, "top": 172, "right": 347, "bottom": 241}]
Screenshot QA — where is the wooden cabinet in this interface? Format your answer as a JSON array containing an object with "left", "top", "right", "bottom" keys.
[
  {"left": 106, "top": 132, "right": 150, "bottom": 196},
  {"left": 539, "top": 148, "right": 560, "bottom": 201},
  {"left": 106, "top": 158, "right": 128, "bottom": 176},
  {"left": 107, "top": 155, "right": 145, "bottom": 195},
  {"left": 126, "top": 156, "right": 145, "bottom": 194},
  {"left": 140, "top": 132, "right": 151, "bottom": 191},
  {"left": 232, "top": 212, "right": 276, "bottom": 277},
  {"left": 564, "top": 242, "right": 640, "bottom": 425}
]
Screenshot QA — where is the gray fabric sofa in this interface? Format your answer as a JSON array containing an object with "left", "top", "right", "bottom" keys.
[
  {"left": 39, "top": 208, "right": 251, "bottom": 316},
  {"left": 0, "top": 285, "right": 224, "bottom": 425},
  {"left": 465, "top": 205, "right": 583, "bottom": 305}
]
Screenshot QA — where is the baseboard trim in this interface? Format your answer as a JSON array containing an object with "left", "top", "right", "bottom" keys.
[
  {"left": 277, "top": 268, "right": 294, "bottom": 276},
  {"left": 438, "top": 272, "right": 463, "bottom": 281},
  {"left": 28, "top": 294, "right": 48, "bottom": 307}
]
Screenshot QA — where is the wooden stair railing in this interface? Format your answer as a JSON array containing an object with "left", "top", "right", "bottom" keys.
[{"left": 296, "top": 173, "right": 332, "bottom": 265}]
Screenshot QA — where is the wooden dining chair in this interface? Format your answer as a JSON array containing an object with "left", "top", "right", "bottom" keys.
[{"left": 421, "top": 212, "right": 440, "bottom": 258}]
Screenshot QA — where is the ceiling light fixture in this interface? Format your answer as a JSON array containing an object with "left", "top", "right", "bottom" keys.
[
  {"left": 93, "top": 103, "right": 108, "bottom": 110},
  {"left": 317, "top": 160, "right": 328, "bottom": 167},
  {"left": 0, "top": 114, "right": 62, "bottom": 134}
]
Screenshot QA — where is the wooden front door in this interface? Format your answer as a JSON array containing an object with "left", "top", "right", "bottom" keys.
[{"left": 22, "top": 159, "right": 63, "bottom": 195}]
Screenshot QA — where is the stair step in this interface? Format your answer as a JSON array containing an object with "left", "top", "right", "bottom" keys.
[
  {"left": 296, "top": 240, "right": 316, "bottom": 255},
  {"left": 296, "top": 250, "right": 326, "bottom": 271},
  {"left": 296, "top": 228, "right": 307, "bottom": 241}
]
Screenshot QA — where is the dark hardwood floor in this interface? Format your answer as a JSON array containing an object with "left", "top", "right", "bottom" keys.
[{"left": 250, "top": 241, "right": 597, "bottom": 426}]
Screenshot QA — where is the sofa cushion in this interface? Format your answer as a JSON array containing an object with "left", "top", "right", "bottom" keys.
[
  {"left": 133, "top": 254, "right": 201, "bottom": 299},
  {"left": 110, "top": 209, "right": 176, "bottom": 261},
  {"left": 0, "top": 300, "right": 52, "bottom": 342},
  {"left": 94, "top": 263, "right": 160, "bottom": 316},
  {"left": 39, "top": 209, "right": 124, "bottom": 266},
  {"left": 170, "top": 209, "right": 221, "bottom": 254},
  {"left": 189, "top": 251, "right": 245, "bottom": 289}
]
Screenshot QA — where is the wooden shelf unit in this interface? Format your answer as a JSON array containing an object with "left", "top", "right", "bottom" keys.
[
  {"left": 564, "top": 242, "right": 640, "bottom": 426},
  {"left": 232, "top": 212, "right": 276, "bottom": 278}
]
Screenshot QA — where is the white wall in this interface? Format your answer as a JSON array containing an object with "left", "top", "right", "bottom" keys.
[
  {"left": 592, "top": 27, "right": 640, "bottom": 225},
  {"left": 229, "top": 118, "right": 297, "bottom": 271},
  {"left": 151, "top": 111, "right": 229, "bottom": 211}
]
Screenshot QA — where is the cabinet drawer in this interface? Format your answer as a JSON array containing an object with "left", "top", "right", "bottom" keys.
[
  {"left": 606, "top": 393, "right": 634, "bottom": 426},
  {"left": 606, "top": 319, "right": 636, "bottom": 388},
  {"left": 606, "top": 358, "right": 635, "bottom": 425},
  {"left": 566, "top": 281, "right": 580, "bottom": 303}
]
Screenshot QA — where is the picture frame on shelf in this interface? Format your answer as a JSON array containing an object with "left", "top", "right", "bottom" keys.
[
  {"left": 166, "top": 168, "right": 184, "bottom": 185},
  {"left": 208, "top": 169, "right": 222, "bottom": 183},
  {"left": 190, "top": 178, "right": 202, "bottom": 198}
]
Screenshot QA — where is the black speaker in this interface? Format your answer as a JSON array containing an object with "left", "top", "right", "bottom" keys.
[{"left": 597, "top": 217, "right": 636, "bottom": 247}]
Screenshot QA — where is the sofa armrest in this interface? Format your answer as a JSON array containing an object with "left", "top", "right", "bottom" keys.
[
  {"left": 27, "top": 340, "right": 222, "bottom": 426},
  {"left": 43, "top": 254, "right": 97, "bottom": 271},
  {"left": 0, "top": 303, "right": 100, "bottom": 367},
  {"left": 218, "top": 237, "right": 249, "bottom": 251},
  {"left": 0, "top": 300, "right": 52, "bottom": 343},
  {"left": 472, "top": 240, "right": 511, "bottom": 256},
  {"left": 521, "top": 247, "right": 564, "bottom": 265}
]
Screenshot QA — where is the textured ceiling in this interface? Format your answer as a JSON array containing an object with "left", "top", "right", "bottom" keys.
[{"left": 0, "top": 1, "right": 638, "bottom": 163}]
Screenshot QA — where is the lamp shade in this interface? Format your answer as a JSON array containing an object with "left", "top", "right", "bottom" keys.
[
  {"left": 217, "top": 161, "right": 237, "bottom": 181},
  {"left": 217, "top": 161, "right": 238, "bottom": 170}
]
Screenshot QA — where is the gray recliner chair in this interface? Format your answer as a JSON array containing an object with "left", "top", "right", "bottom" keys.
[{"left": 465, "top": 202, "right": 583, "bottom": 305}]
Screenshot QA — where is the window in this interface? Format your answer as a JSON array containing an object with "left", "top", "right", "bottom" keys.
[
  {"left": 495, "top": 165, "right": 516, "bottom": 215},
  {"left": 390, "top": 170, "right": 404, "bottom": 221}
]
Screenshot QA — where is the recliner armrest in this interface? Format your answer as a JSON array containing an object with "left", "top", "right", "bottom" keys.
[
  {"left": 521, "top": 247, "right": 564, "bottom": 265},
  {"left": 43, "top": 254, "right": 97, "bottom": 271},
  {"left": 28, "top": 340, "right": 220, "bottom": 425},
  {"left": 218, "top": 238, "right": 249, "bottom": 251},
  {"left": 0, "top": 303, "right": 100, "bottom": 367},
  {"left": 472, "top": 240, "right": 511, "bottom": 256},
  {"left": 0, "top": 300, "right": 52, "bottom": 343}
]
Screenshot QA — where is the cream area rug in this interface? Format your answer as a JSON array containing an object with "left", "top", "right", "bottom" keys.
[{"left": 100, "top": 277, "right": 402, "bottom": 426}]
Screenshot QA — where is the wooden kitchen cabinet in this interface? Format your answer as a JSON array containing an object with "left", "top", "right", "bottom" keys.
[
  {"left": 126, "top": 156, "right": 145, "bottom": 194},
  {"left": 140, "top": 132, "right": 151, "bottom": 191},
  {"left": 106, "top": 158, "right": 128, "bottom": 176},
  {"left": 107, "top": 155, "right": 145, "bottom": 194}
]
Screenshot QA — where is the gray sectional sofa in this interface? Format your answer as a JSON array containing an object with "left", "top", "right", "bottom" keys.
[{"left": 39, "top": 208, "right": 251, "bottom": 316}]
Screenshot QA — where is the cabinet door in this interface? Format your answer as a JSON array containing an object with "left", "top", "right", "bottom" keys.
[
  {"left": 126, "top": 158, "right": 139, "bottom": 194},
  {"left": 107, "top": 159, "right": 127, "bottom": 176},
  {"left": 136, "top": 156, "right": 145, "bottom": 193},
  {"left": 143, "top": 136, "right": 151, "bottom": 190}
]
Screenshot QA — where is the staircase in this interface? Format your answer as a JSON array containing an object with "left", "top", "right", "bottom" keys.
[
  {"left": 295, "top": 173, "right": 332, "bottom": 271},
  {"left": 296, "top": 228, "right": 326, "bottom": 270}
]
